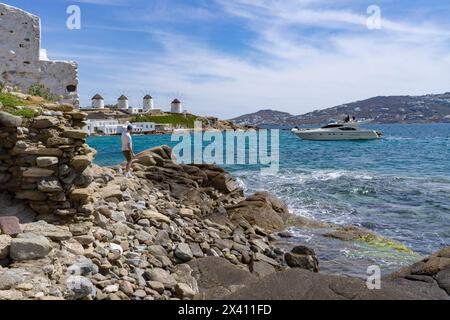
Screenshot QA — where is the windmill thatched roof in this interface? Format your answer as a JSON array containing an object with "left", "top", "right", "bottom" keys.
[
  {"left": 91, "top": 94, "right": 103, "bottom": 100},
  {"left": 172, "top": 99, "right": 181, "bottom": 104},
  {"left": 118, "top": 95, "right": 128, "bottom": 100},
  {"left": 144, "top": 95, "right": 153, "bottom": 99}
]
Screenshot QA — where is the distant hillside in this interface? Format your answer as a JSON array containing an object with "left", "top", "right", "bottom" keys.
[
  {"left": 230, "top": 93, "right": 450, "bottom": 126},
  {"left": 230, "top": 109, "right": 293, "bottom": 127}
]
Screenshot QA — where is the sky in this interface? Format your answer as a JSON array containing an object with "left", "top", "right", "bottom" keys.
[{"left": 3, "top": 0, "right": 450, "bottom": 118}]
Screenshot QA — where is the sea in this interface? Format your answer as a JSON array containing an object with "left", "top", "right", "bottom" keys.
[{"left": 88, "top": 123, "right": 450, "bottom": 278}]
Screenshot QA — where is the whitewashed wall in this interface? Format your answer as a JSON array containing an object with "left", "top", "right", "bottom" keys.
[{"left": 0, "top": 4, "right": 79, "bottom": 107}]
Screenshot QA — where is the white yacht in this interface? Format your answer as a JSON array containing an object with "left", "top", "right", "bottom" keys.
[{"left": 292, "top": 121, "right": 383, "bottom": 141}]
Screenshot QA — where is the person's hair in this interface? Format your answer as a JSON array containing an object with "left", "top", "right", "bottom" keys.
[{"left": 127, "top": 124, "right": 133, "bottom": 131}]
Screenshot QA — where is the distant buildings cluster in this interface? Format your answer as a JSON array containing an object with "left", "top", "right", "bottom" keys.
[{"left": 89, "top": 94, "right": 184, "bottom": 114}]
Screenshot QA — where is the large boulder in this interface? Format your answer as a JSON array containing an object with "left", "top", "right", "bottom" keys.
[
  {"left": 189, "top": 257, "right": 257, "bottom": 299},
  {"left": 133, "top": 145, "right": 173, "bottom": 166},
  {"left": 388, "top": 245, "right": 450, "bottom": 296},
  {"left": 225, "top": 268, "right": 448, "bottom": 300},
  {"left": 284, "top": 245, "right": 319, "bottom": 272},
  {"left": 226, "top": 192, "right": 290, "bottom": 232},
  {"left": 10, "top": 235, "right": 52, "bottom": 261},
  {"left": 0, "top": 111, "right": 22, "bottom": 127}
]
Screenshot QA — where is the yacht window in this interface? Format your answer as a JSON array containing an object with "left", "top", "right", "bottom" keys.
[
  {"left": 321, "top": 124, "right": 344, "bottom": 129},
  {"left": 338, "top": 127, "right": 357, "bottom": 131}
]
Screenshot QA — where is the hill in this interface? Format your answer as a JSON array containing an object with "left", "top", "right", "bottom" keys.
[{"left": 230, "top": 93, "right": 450, "bottom": 127}]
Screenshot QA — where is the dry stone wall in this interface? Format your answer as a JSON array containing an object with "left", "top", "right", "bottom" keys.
[
  {"left": 0, "top": 4, "right": 79, "bottom": 107},
  {"left": 0, "top": 105, "right": 96, "bottom": 221}
]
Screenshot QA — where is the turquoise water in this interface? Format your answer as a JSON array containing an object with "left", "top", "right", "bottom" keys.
[{"left": 88, "top": 124, "right": 450, "bottom": 277}]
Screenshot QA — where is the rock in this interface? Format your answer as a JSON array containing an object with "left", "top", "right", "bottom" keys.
[
  {"left": 284, "top": 246, "right": 319, "bottom": 272},
  {"left": 227, "top": 192, "right": 289, "bottom": 232},
  {"left": 46, "top": 136, "right": 71, "bottom": 146},
  {"left": 225, "top": 268, "right": 443, "bottom": 300},
  {"left": 93, "top": 212, "right": 108, "bottom": 227},
  {"left": 111, "top": 211, "right": 126, "bottom": 223},
  {"left": 190, "top": 243, "right": 204, "bottom": 258},
  {"left": 209, "top": 172, "right": 241, "bottom": 194},
  {"left": 32, "top": 116, "right": 59, "bottom": 129},
  {"left": 179, "top": 208, "right": 195, "bottom": 218},
  {"left": 23, "top": 167, "right": 54, "bottom": 178},
  {"left": 100, "top": 186, "right": 123, "bottom": 201},
  {"left": 22, "top": 221, "right": 72, "bottom": 241},
  {"left": 0, "top": 290, "right": 23, "bottom": 300},
  {"left": 0, "top": 235, "right": 12, "bottom": 259},
  {"left": 250, "top": 261, "right": 276, "bottom": 278},
  {"left": 133, "top": 289, "right": 147, "bottom": 299},
  {"left": 436, "top": 267, "right": 450, "bottom": 294},
  {"left": 62, "top": 129, "right": 89, "bottom": 140},
  {"left": 10, "top": 236, "right": 51, "bottom": 261},
  {"left": 36, "top": 156, "right": 59, "bottom": 167},
  {"left": 0, "top": 111, "right": 22, "bottom": 127},
  {"left": 16, "top": 147, "right": 63, "bottom": 157},
  {"left": 69, "top": 222, "right": 92, "bottom": 236},
  {"left": 188, "top": 257, "right": 257, "bottom": 299},
  {"left": 62, "top": 239, "right": 85, "bottom": 255},
  {"left": 0, "top": 270, "right": 24, "bottom": 290},
  {"left": 0, "top": 216, "right": 21, "bottom": 236},
  {"left": 175, "top": 283, "right": 196, "bottom": 299},
  {"left": 68, "top": 258, "right": 99, "bottom": 276},
  {"left": 175, "top": 243, "right": 194, "bottom": 262},
  {"left": 70, "top": 155, "right": 92, "bottom": 172},
  {"left": 69, "top": 188, "right": 93, "bottom": 203},
  {"left": 145, "top": 268, "right": 177, "bottom": 289},
  {"left": 142, "top": 210, "right": 171, "bottom": 224},
  {"left": 148, "top": 281, "right": 165, "bottom": 294},
  {"left": 15, "top": 190, "right": 47, "bottom": 201},
  {"left": 254, "top": 253, "right": 279, "bottom": 266},
  {"left": 37, "top": 178, "right": 63, "bottom": 193},
  {"left": 117, "top": 280, "right": 133, "bottom": 296},
  {"left": 104, "top": 284, "right": 119, "bottom": 293},
  {"left": 66, "top": 276, "right": 96, "bottom": 299}
]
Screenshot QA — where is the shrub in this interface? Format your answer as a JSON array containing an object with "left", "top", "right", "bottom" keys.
[
  {"left": 131, "top": 114, "right": 198, "bottom": 128},
  {"left": 28, "top": 83, "right": 58, "bottom": 101},
  {"left": 0, "top": 93, "right": 23, "bottom": 108}
]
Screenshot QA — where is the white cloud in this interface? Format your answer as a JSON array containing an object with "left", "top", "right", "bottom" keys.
[{"left": 70, "top": 0, "right": 450, "bottom": 118}]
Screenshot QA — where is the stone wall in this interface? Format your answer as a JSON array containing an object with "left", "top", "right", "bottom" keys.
[
  {"left": 0, "top": 105, "right": 96, "bottom": 221},
  {"left": 0, "top": 4, "right": 79, "bottom": 107}
]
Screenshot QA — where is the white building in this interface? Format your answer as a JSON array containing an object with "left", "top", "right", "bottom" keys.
[
  {"left": 83, "top": 119, "right": 121, "bottom": 135},
  {"left": 118, "top": 95, "right": 129, "bottom": 110},
  {"left": 132, "top": 122, "right": 156, "bottom": 133},
  {"left": 143, "top": 95, "right": 154, "bottom": 112},
  {"left": 91, "top": 94, "right": 105, "bottom": 109},
  {"left": 128, "top": 106, "right": 143, "bottom": 114},
  {"left": 171, "top": 99, "right": 182, "bottom": 113}
]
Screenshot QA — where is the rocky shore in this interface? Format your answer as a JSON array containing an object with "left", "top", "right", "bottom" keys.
[{"left": 1, "top": 102, "right": 449, "bottom": 300}]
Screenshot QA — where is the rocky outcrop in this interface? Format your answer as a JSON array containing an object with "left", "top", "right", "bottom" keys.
[
  {"left": 226, "top": 192, "right": 290, "bottom": 232},
  {"left": 388, "top": 246, "right": 450, "bottom": 296}
]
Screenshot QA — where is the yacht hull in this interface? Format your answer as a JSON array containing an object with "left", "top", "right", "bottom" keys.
[{"left": 293, "top": 130, "right": 381, "bottom": 141}]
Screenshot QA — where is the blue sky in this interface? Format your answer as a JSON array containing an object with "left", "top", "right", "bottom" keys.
[{"left": 3, "top": 0, "right": 450, "bottom": 118}]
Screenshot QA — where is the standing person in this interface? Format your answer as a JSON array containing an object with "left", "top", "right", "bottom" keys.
[{"left": 121, "top": 124, "right": 134, "bottom": 178}]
